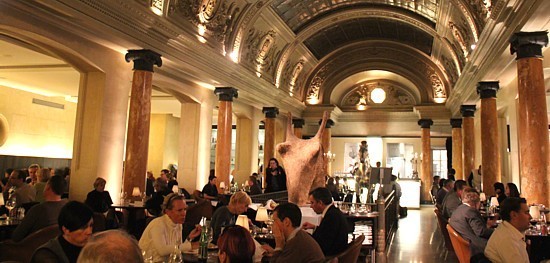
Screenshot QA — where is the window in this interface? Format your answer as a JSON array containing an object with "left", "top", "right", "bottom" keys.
[{"left": 432, "top": 149, "right": 447, "bottom": 178}]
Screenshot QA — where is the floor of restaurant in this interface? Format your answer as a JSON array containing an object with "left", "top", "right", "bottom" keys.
[{"left": 386, "top": 205, "right": 459, "bottom": 263}]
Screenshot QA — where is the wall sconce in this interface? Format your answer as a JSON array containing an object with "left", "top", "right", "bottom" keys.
[{"left": 324, "top": 151, "right": 336, "bottom": 162}]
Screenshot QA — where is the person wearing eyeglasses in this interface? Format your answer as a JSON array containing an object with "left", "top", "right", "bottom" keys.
[{"left": 139, "top": 193, "right": 202, "bottom": 262}]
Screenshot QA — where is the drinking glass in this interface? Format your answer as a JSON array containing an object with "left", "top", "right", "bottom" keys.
[{"left": 5, "top": 199, "right": 15, "bottom": 220}]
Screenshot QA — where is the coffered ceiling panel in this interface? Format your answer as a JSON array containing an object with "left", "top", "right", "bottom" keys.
[
  {"left": 270, "top": 0, "right": 438, "bottom": 33},
  {"left": 303, "top": 18, "right": 434, "bottom": 59}
]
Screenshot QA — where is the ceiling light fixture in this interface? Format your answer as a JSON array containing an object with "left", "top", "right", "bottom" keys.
[{"left": 370, "top": 88, "right": 386, "bottom": 104}]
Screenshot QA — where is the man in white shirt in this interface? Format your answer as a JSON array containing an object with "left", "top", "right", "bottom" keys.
[
  {"left": 139, "top": 193, "right": 202, "bottom": 262},
  {"left": 485, "top": 197, "right": 531, "bottom": 263}
]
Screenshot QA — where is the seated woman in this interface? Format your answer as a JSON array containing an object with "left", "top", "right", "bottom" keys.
[
  {"left": 493, "top": 182, "right": 507, "bottom": 205},
  {"left": 31, "top": 201, "right": 94, "bottom": 263},
  {"left": 218, "top": 225, "right": 255, "bottom": 263},
  {"left": 84, "top": 178, "right": 113, "bottom": 213},
  {"left": 34, "top": 168, "right": 51, "bottom": 203},
  {"left": 248, "top": 175, "right": 262, "bottom": 195},
  {"left": 211, "top": 191, "right": 251, "bottom": 244},
  {"left": 505, "top": 182, "right": 520, "bottom": 198}
]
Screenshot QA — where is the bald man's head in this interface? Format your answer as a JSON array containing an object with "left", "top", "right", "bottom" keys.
[{"left": 77, "top": 230, "right": 143, "bottom": 263}]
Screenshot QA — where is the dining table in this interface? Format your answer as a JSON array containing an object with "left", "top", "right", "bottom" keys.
[
  {"left": 111, "top": 202, "right": 148, "bottom": 238},
  {"left": 526, "top": 234, "right": 550, "bottom": 263},
  {"left": 0, "top": 218, "right": 21, "bottom": 241}
]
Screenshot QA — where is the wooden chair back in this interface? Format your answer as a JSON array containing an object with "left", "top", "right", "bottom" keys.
[
  {"left": 447, "top": 224, "right": 471, "bottom": 263},
  {"left": 0, "top": 224, "right": 60, "bottom": 263},
  {"left": 434, "top": 208, "right": 454, "bottom": 252},
  {"left": 334, "top": 235, "right": 365, "bottom": 263}
]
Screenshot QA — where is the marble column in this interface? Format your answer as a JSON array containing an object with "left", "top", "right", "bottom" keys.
[
  {"left": 123, "top": 50, "right": 162, "bottom": 197},
  {"left": 262, "top": 107, "right": 279, "bottom": 188},
  {"left": 234, "top": 116, "right": 255, "bottom": 184},
  {"left": 214, "top": 87, "right": 238, "bottom": 189},
  {"left": 477, "top": 82, "right": 501, "bottom": 195},
  {"left": 461, "top": 105, "right": 477, "bottom": 187},
  {"left": 450, "top": 119, "right": 464, "bottom": 180},
  {"left": 319, "top": 119, "right": 335, "bottom": 175},
  {"left": 418, "top": 119, "right": 433, "bottom": 203},
  {"left": 510, "top": 31, "right": 549, "bottom": 205},
  {"left": 292, "top": 119, "right": 305, "bottom": 139}
]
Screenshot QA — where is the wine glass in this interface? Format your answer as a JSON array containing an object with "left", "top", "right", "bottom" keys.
[{"left": 5, "top": 199, "right": 15, "bottom": 220}]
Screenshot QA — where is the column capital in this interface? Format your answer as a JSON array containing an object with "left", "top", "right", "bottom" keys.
[
  {"left": 262, "top": 107, "right": 279, "bottom": 118},
  {"left": 450, "top": 118, "right": 462, "bottom": 128},
  {"left": 460, "top": 105, "right": 476, "bottom": 117},
  {"left": 125, "top": 49, "right": 162, "bottom": 72},
  {"left": 318, "top": 119, "right": 335, "bottom": 128},
  {"left": 418, "top": 119, "right": 433, "bottom": 128},
  {"left": 214, "top": 87, "right": 238, "bottom": 101},
  {"left": 477, "top": 81, "right": 500, "bottom": 99},
  {"left": 510, "top": 31, "right": 548, "bottom": 59},
  {"left": 292, "top": 118, "right": 305, "bottom": 128}
]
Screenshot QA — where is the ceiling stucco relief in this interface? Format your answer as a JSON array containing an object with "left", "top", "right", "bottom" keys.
[
  {"left": 169, "top": 0, "right": 242, "bottom": 48},
  {"left": 240, "top": 28, "right": 282, "bottom": 83},
  {"left": 340, "top": 81, "right": 417, "bottom": 110},
  {"left": 228, "top": 1, "right": 269, "bottom": 62},
  {"left": 279, "top": 59, "right": 306, "bottom": 100}
]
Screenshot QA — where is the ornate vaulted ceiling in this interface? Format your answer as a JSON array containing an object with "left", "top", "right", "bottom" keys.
[{"left": 4, "top": 0, "right": 545, "bottom": 119}]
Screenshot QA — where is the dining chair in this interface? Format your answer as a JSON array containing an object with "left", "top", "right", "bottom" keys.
[
  {"left": 0, "top": 224, "right": 60, "bottom": 263},
  {"left": 447, "top": 224, "right": 471, "bottom": 263}
]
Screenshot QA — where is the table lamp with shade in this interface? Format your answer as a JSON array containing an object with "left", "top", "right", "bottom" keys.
[
  {"left": 530, "top": 205, "right": 541, "bottom": 220},
  {"left": 236, "top": 215, "right": 250, "bottom": 230},
  {"left": 172, "top": 185, "right": 179, "bottom": 194},
  {"left": 479, "top": 193, "right": 486, "bottom": 203},
  {"left": 219, "top": 182, "right": 226, "bottom": 192},
  {"left": 132, "top": 187, "right": 141, "bottom": 205}
]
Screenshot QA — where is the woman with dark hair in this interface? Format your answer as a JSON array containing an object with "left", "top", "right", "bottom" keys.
[
  {"left": 31, "top": 201, "right": 93, "bottom": 263},
  {"left": 493, "top": 182, "right": 506, "bottom": 205},
  {"left": 505, "top": 182, "right": 520, "bottom": 198},
  {"left": 248, "top": 174, "right": 262, "bottom": 195},
  {"left": 217, "top": 225, "right": 255, "bottom": 263},
  {"left": 265, "top": 158, "right": 287, "bottom": 193}
]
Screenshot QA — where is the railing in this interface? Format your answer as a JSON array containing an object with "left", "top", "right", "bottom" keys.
[{"left": 249, "top": 191, "right": 288, "bottom": 205}]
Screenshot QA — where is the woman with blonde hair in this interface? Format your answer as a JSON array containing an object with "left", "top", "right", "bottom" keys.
[
  {"left": 211, "top": 191, "right": 252, "bottom": 244},
  {"left": 34, "top": 168, "right": 51, "bottom": 203}
]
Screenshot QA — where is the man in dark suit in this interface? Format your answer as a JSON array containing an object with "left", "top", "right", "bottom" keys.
[
  {"left": 262, "top": 203, "right": 325, "bottom": 263},
  {"left": 442, "top": 179, "right": 468, "bottom": 219},
  {"left": 436, "top": 179, "right": 453, "bottom": 210},
  {"left": 449, "top": 188, "right": 496, "bottom": 256},
  {"left": 302, "top": 187, "right": 349, "bottom": 256}
]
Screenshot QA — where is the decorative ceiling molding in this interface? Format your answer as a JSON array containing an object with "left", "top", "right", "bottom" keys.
[
  {"left": 304, "top": 41, "right": 450, "bottom": 106},
  {"left": 339, "top": 80, "right": 418, "bottom": 111}
]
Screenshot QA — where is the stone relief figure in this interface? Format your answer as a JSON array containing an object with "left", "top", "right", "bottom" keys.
[{"left": 276, "top": 111, "right": 329, "bottom": 205}]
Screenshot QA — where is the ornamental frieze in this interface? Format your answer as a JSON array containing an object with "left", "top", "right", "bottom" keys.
[
  {"left": 170, "top": 0, "right": 241, "bottom": 45},
  {"left": 341, "top": 82, "right": 416, "bottom": 108}
]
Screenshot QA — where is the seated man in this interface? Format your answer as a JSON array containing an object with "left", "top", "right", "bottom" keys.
[
  {"left": 302, "top": 187, "right": 349, "bottom": 256},
  {"left": 145, "top": 177, "right": 171, "bottom": 216},
  {"left": 139, "top": 193, "right": 202, "bottom": 262},
  {"left": 202, "top": 174, "right": 219, "bottom": 200},
  {"left": 78, "top": 230, "right": 143, "bottom": 263},
  {"left": 442, "top": 179, "right": 468, "bottom": 219},
  {"left": 449, "top": 188, "right": 495, "bottom": 256},
  {"left": 211, "top": 191, "right": 251, "bottom": 244},
  {"left": 262, "top": 203, "right": 325, "bottom": 263},
  {"left": 485, "top": 197, "right": 531, "bottom": 263},
  {"left": 4, "top": 169, "right": 36, "bottom": 207},
  {"left": 436, "top": 179, "right": 453, "bottom": 210},
  {"left": 12, "top": 175, "right": 68, "bottom": 241}
]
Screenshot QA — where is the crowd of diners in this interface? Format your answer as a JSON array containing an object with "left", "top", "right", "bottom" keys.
[
  {"left": 431, "top": 171, "right": 538, "bottom": 263},
  {"left": 0, "top": 158, "right": 360, "bottom": 263}
]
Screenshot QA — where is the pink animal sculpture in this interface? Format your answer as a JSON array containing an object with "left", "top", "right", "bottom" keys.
[{"left": 276, "top": 111, "right": 329, "bottom": 205}]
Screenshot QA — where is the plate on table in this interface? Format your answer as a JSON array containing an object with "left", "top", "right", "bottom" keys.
[
  {"left": 208, "top": 243, "right": 218, "bottom": 250},
  {"left": 183, "top": 249, "right": 199, "bottom": 255}
]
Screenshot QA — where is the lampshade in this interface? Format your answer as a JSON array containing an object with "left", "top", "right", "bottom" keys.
[
  {"left": 236, "top": 215, "right": 249, "bottom": 230},
  {"left": 490, "top": 197, "right": 499, "bottom": 207},
  {"left": 529, "top": 205, "right": 541, "bottom": 220},
  {"left": 256, "top": 207, "right": 269, "bottom": 222},
  {"left": 479, "top": 193, "right": 486, "bottom": 202},
  {"left": 172, "top": 185, "right": 179, "bottom": 194},
  {"left": 219, "top": 182, "right": 226, "bottom": 189},
  {"left": 132, "top": 187, "right": 141, "bottom": 197}
]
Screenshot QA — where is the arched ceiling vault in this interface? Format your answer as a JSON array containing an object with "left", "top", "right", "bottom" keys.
[{"left": 304, "top": 41, "right": 450, "bottom": 105}]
